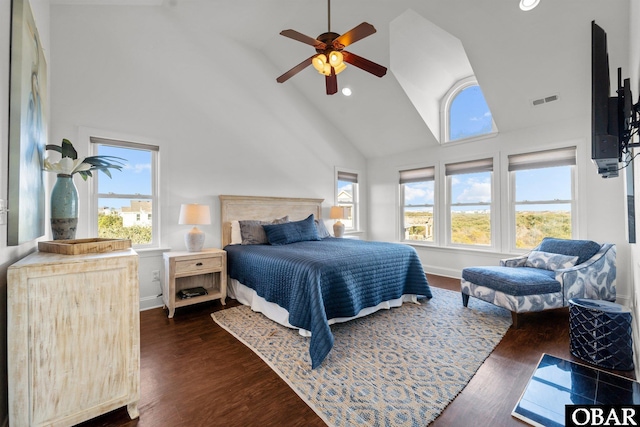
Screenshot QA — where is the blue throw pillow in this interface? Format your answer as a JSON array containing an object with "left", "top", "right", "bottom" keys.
[
  {"left": 314, "top": 218, "right": 331, "bottom": 239},
  {"left": 537, "top": 238, "right": 601, "bottom": 265},
  {"left": 263, "top": 214, "right": 321, "bottom": 245}
]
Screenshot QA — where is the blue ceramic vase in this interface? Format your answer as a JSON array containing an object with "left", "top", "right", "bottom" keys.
[{"left": 50, "top": 174, "right": 78, "bottom": 240}]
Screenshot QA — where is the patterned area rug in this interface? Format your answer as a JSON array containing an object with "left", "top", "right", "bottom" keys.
[{"left": 211, "top": 287, "right": 511, "bottom": 427}]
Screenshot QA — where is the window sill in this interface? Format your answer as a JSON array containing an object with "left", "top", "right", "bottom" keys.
[
  {"left": 404, "top": 241, "right": 520, "bottom": 258},
  {"left": 133, "top": 247, "right": 172, "bottom": 258}
]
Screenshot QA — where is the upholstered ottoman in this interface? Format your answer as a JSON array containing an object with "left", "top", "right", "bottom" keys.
[{"left": 569, "top": 298, "right": 634, "bottom": 370}]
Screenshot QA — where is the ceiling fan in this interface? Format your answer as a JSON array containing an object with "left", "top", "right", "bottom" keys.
[{"left": 276, "top": 0, "right": 387, "bottom": 95}]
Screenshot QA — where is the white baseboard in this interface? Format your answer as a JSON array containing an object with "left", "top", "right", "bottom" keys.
[
  {"left": 423, "top": 265, "right": 460, "bottom": 280},
  {"left": 140, "top": 295, "right": 163, "bottom": 311}
]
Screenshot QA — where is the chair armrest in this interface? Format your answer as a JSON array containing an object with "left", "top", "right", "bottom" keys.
[
  {"left": 555, "top": 243, "right": 616, "bottom": 303},
  {"left": 500, "top": 254, "right": 528, "bottom": 267}
]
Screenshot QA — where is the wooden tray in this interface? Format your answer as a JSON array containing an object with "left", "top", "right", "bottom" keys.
[{"left": 38, "top": 238, "right": 132, "bottom": 255}]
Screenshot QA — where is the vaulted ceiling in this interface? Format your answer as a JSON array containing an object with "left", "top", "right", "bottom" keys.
[{"left": 50, "top": 0, "right": 631, "bottom": 159}]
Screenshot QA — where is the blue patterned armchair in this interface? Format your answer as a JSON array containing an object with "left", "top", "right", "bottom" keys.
[{"left": 460, "top": 238, "right": 616, "bottom": 328}]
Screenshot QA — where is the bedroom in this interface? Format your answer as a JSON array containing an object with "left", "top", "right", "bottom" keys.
[{"left": 0, "top": 0, "right": 639, "bottom": 425}]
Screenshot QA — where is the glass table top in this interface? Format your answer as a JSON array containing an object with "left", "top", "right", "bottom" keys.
[{"left": 512, "top": 353, "right": 640, "bottom": 427}]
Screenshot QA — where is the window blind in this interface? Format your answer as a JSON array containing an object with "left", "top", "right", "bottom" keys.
[
  {"left": 445, "top": 158, "right": 493, "bottom": 176},
  {"left": 90, "top": 136, "right": 159, "bottom": 152},
  {"left": 399, "top": 167, "right": 435, "bottom": 184},
  {"left": 337, "top": 171, "right": 358, "bottom": 183},
  {"left": 508, "top": 147, "right": 576, "bottom": 171}
]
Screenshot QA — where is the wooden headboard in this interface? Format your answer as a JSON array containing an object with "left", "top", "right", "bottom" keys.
[{"left": 219, "top": 195, "right": 324, "bottom": 247}]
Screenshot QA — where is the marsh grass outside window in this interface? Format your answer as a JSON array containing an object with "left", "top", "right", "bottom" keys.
[
  {"left": 91, "top": 137, "right": 159, "bottom": 248},
  {"left": 446, "top": 158, "right": 493, "bottom": 247},
  {"left": 400, "top": 167, "right": 435, "bottom": 242},
  {"left": 509, "top": 147, "right": 576, "bottom": 250}
]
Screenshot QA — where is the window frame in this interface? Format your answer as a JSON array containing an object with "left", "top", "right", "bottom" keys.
[
  {"left": 89, "top": 136, "right": 160, "bottom": 249},
  {"left": 399, "top": 166, "right": 436, "bottom": 244},
  {"left": 508, "top": 147, "right": 577, "bottom": 252},
  {"left": 444, "top": 156, "right": 497, "bottom": 250},
  {"left": 440, "top": 76, "right": 498, "bottom": 144},
  {"left": 335, "top": 168, "right": 359, "bottom": 233}
]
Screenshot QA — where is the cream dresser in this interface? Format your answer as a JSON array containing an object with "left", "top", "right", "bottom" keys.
[{"left": 7, "top": 249, "right": 140, "bottom": 426}]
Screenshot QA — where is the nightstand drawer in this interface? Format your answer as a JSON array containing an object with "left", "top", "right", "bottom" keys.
[{"left": 174, "top": 256, "right": 222, "bottom": 274}]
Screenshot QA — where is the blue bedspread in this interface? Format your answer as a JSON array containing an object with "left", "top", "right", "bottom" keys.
[{"left": 225, "top": 238, "right": 432, "bottom": 368}]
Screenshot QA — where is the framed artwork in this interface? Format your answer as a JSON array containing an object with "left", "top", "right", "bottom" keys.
[{"left": 8, "top": 0, "right": 46, "bottom": 245}]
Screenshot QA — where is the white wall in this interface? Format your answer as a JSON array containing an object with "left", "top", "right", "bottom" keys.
[
  {"left": 0, "top": 0, "right": 50, "bottom": 422},
  {"left": 49, "top": 5, "right": 367, "bottom": 309}
]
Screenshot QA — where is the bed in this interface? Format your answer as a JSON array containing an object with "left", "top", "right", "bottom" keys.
[{"left": 219, "top": 195, "right": 432, "bottom": 368}]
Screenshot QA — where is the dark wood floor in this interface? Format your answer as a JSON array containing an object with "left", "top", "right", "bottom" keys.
[{"left": 78, "top": 274, "right": 635, "bottom": 427}]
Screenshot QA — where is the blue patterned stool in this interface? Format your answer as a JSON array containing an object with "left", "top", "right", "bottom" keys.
[{"left": 569, "top": 298, "right": 634, "bottom": 371}]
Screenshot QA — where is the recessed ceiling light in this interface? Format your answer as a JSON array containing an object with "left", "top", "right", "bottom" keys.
[
  {"left": 342, "top": 87, "right": 352, "bottom": 96},
  {"left": 519, "top": 0, "right": 540, "bottom": 11}
]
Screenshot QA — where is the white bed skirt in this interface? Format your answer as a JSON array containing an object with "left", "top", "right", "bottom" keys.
[{"left": 228, "top": 278, "right": 420, "bottom": 337}]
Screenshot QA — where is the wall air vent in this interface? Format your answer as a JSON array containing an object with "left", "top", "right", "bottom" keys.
[{"left": 531, "top": 94, "right": 559, "bottom": 107}]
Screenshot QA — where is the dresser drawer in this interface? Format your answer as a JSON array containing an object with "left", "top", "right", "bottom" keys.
[{"left": 174, "top": 256, "right": 222, "bottom": 275}]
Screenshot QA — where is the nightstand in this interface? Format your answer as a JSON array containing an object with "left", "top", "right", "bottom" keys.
[{"left": 163, "top": 248, "right": 227, "bottom": 318}]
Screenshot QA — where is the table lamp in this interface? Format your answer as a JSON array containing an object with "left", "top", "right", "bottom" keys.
[
  {"left": 178, "top": 203, "right": 211, "bottom": 252},
  {"left": 330, "top": 206, "right": 348, "bottom": 238}
]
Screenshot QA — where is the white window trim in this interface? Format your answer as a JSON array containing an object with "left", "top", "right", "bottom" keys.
[
  {"left": 440, "top": 76, "right": 498, "bottom": 144},
  {"left": 81, "top": 127, "right": 162, "bottom": 249},
  {"left": 335, "top": 167, "right": 360, "bottom": 232}
]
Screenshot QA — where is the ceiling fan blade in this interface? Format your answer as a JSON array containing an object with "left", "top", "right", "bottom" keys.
[
  {"left": 276, "top": 56, "right": 315, "bottom": 83},
  {"left": 280, "top": 29, "right": 327, "bottom": 49},
  {"left": 342, "top": 51, "right": 387, "bottom": 78},
  {"left": 333, "top": 22, "right": 376, "bottom": 49},
  {"left": 326, "top": 72, "right": 338, "bottom": 95}
]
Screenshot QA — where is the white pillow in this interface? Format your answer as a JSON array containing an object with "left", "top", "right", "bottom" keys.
[
  {"left": 230, "top": 221, "right": 242, "bottom": 245},
  {"left": 525, "top": 250, "right": 579, "bottom": 271}
]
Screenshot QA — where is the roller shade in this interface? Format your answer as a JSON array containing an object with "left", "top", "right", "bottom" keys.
[
  {"left": 445, "top": 158, "right": 493, "bottom": 176},
  {"left": 508, "top": 147, "right": 576, "bottom": 171},
  {"left": 399, "top": 167, "right": 435, "bottom": 184},
  {"left": 91, "top": 136, "right": 159, "bottom": 152},
  {"left": 337, "top": 171, "right": 358, "bottom": 183}
]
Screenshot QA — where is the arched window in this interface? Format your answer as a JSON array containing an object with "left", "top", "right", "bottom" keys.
[{"left": 441, "top": 77, "right": 497, "bottom": 143}]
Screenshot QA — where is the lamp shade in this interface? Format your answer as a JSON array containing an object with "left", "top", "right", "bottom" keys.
[
  {"left": 312, "top": 54, "right": 327, "bottom": 73},
  {"left": 178, "top": 204, "right": 211, "bottom": 225},
  {"left": 328, "top": 50, "right": 343, "bottom": 67},
  {"left": 330, "top": 206, "right": 348, "bottom": 220}
]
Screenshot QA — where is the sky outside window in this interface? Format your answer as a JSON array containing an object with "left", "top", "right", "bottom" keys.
[
  {"left": 515, "top": 167, "right": 571, "bottom": 211},
  {"left": 97, "top": 145, "right": 152, "bottom": 209},
  {"left": 449, "top": 85, "right": 493, "bottom": 141}
]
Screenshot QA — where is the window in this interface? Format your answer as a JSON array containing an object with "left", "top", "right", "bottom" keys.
[
  {"left": 441, "top": 77, "right": 497, "bottom": 143},
  {"left": 509, "top": 147, "right": 576, "bottom": 249},
  {"left": 90, "top": 137, "right": 159, "bottom": 248},
  {"left": 446, "top": 158, "right": 493, "bottom": 246},
  {"left": 336, "top": 170, "right": 359, "bottom": 231},
  {"left": 400, "top": 167, "right": 435, "bottom": 242}
]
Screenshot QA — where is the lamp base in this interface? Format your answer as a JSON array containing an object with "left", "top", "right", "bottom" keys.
[
  {"left": 333, "top": 221, "right": 345, "bottom": 238},
  {"left": 185, "top": 227, "right": 205, "bottom": 252}
]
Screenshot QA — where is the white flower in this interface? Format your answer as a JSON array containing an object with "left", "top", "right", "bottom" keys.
[{"left": 44, "top": 156, "right": 92, "bottom": 175}]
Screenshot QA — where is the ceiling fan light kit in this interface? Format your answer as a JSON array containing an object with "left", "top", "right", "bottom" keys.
[
  {"left": 276, "top": 0, "right": 387, "bottom": 95},
  {"left": 519, "top": 0, "right": 540, "bottom": 11}
]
